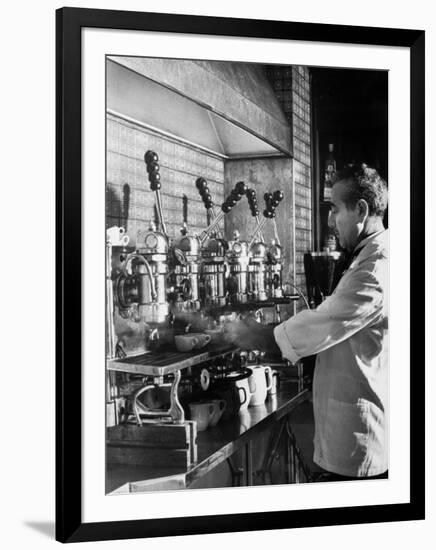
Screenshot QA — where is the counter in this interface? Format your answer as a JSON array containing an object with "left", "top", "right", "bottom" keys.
[{"left": 107, "top": 382, "right": 310, "bottom": 494}]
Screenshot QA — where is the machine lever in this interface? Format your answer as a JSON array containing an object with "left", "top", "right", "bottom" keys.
[{"left": 144, "top": 150, "right": 169, "bottom": 239}]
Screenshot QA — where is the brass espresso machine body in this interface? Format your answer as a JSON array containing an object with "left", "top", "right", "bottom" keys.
[
  {"left": 171, "top": 226, "right": 201, "bottom": 312},
  {"left": 134, "top": 223, "right": 170, "bottom": 324},
  {"left": 246, "top": 189, "right": 285, "bottom": 302},
  {"left": 114, "top": 151, "right": 171, "bottom": 329},
  {"left": 197, "top": 178, "right": 248, "bottom": 307},
  {"left": 267, "top": 240, "right": 284, "bottom": 299},
  {"left": 226, "top": 230, "right": 250, "bottom": 304},
  {"left": 200, "top": 234, "right": 228, "bottom": 307}
]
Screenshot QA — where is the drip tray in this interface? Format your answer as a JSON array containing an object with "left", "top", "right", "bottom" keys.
[{"left": 107, "top": 344, "right": 236, "bottom": 376}]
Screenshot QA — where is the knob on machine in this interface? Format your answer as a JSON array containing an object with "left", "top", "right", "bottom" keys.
[{"left": 200, "top": 368, "right": 211, "bottom": 391}]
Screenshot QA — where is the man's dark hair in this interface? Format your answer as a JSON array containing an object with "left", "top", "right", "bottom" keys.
[{"left": 333, "top": 163, "right": 388, "bottom": 217}]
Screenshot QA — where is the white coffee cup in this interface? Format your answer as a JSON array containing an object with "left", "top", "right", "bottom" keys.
[
  {"left": 205, "top": 327, "right": 224, "bottom": 344},
  {"left": 235, "top": 377, "right": 253, "bottom": 412},
  {"left": 188, "top": 402, "right": 215, "bottom": 431}
]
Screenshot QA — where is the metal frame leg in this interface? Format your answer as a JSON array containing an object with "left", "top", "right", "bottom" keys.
[
  {"left": 227, "top": 457, "right": 244, "bottom": 487},
  {"left": 285, "top": 419, "right": 312, "bottom": 483},
  {"left": 245, "top": 441, "right": 253, "bottom": 486},
  {"left": 256, "top": 418, "right": 287, "bottom": 485}
]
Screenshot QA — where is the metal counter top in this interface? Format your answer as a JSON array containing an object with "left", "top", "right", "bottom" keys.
[
  {"left": 107, "top": 343, "right": 237, "bottom": 376},
  {"left": 107, "top": 383, "right": 309, "bottom": 494}
]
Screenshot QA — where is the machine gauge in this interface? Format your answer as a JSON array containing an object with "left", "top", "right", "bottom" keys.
[
  {"left": 233, "top": 242, "right": 242, "bottom": 254},
  {"left": 200, "top": 368, "right": 210, "bottom": 391},
  {"left": 144, "top": 233, "right": 158, "bottom": 249}
]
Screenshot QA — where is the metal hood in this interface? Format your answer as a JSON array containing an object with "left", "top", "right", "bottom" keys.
[{"left": 107, "top": 58, "right": 291, "bottom": 158}]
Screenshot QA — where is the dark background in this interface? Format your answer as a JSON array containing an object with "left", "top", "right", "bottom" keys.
[{"left": 310, "top": 68, "right": 388, "bottom": 248}]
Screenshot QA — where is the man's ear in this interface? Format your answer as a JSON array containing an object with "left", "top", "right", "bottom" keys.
[{"left": 356, "top": 199, "right": 369, "bottom": 220}]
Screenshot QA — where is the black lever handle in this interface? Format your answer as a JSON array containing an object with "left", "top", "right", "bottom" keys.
[
  {"left": 246, "top": 188, "right": 259, "bottom": 217},
  {"left": 263, "top": 189, "right": 283, "bottom": 218},
  {"left": 144, "top": 150, "right": 161, "bottom": 190},
  {"left": 195, "top": 177, "right": 213, "bottom": 209},
  {"left": 144, "top": 150, "right": 168, "bottom": 237},
  {"left": 221, "top": 181, "right": 247, "bottom": 213},
  {"left": 271, "top": 190, "right": 284, "bottom": 208}
]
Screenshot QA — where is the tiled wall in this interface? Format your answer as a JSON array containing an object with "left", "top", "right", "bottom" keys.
[
  {"left": 106, "top": 113, "right": 225, "bottom": 245},
  {"left": 266, "top": 65, "right": 312, "bottom": 302},
  {"left": 292, "top": 67, "right": 312, "bottom": 294}
]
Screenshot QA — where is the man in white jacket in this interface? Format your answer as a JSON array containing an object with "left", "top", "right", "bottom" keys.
[{"left": 228, "top": 164, "right": 388, "bottom": 480}]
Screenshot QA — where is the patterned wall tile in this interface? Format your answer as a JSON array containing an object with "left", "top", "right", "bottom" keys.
[{"left": 106, "top": 114, "right": 225, "bottom": 245}]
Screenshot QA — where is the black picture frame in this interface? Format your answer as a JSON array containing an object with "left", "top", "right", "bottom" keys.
[{"left": 56, "top": 7, "right": 425, "bottom": 543}]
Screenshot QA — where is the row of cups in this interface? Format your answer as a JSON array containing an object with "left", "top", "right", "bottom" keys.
[{"left": 189, "top": 366, "right": 279, "bottom": 431}]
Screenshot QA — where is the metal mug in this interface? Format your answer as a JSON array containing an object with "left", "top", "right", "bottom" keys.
[
  {"left": 248, "top": 365, "right": 273, "bottom": 406},
  {"left": 268, "top": 370, "right": 280, "bottom": 397}
]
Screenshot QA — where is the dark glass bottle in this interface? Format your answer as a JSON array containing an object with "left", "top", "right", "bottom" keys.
[{"left": 323, "top": 143, "right": 336, "bottom": 202}]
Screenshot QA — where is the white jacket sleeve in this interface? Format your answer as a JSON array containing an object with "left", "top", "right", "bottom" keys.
[{"left": 274, "top": 260, "right": 385, "bottom": 363}]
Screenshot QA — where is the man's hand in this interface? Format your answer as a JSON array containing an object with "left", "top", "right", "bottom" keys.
[{"left": 223, "top": 319, "right": 281, "bottom": 355}]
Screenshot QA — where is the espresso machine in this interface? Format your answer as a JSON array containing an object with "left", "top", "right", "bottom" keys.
[
  {"left": 248, "top": 240, "right": 268, "bottom": 301},
  {"left": 198, "top": 180, "right": 248, "bottom": 307},
  {"left": 245, "top": 188, "right": 267, "bottom": 302},
  {"left": 266, "top": 240, "right": 284, "bottom": 298},
  {"left": 106, "top": 149, "right": 301, "bottom": 468},
  {"left": 106, "top": 225, "right": 131, "bottom": 359},
  {"left": 171, "top": 224, "right": 201, "bottom": 312},
  {"left": 115, "top": 151, "right": 170, "bottom": 325},
  {"left": 223, "top": 181, "right": 250, "bottom": 304},
  {"left": 265, "top": 191, "right": 285, "bottom": 299},
  {"left": 226, "top": 229, "right": 250, "bottom": 304},
  {"left": 132, "top": 222, "right": 169, "bottom": 324},
  {"left": 247, "top": 190, "right": 284, "bottom": 301},
  {"left": 200, "top": 235, "right": 228, "bottom": 307}
]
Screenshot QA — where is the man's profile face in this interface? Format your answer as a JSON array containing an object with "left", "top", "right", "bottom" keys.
[{"left": 328, "top": 181, "right": 361, "bottom": 251}]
